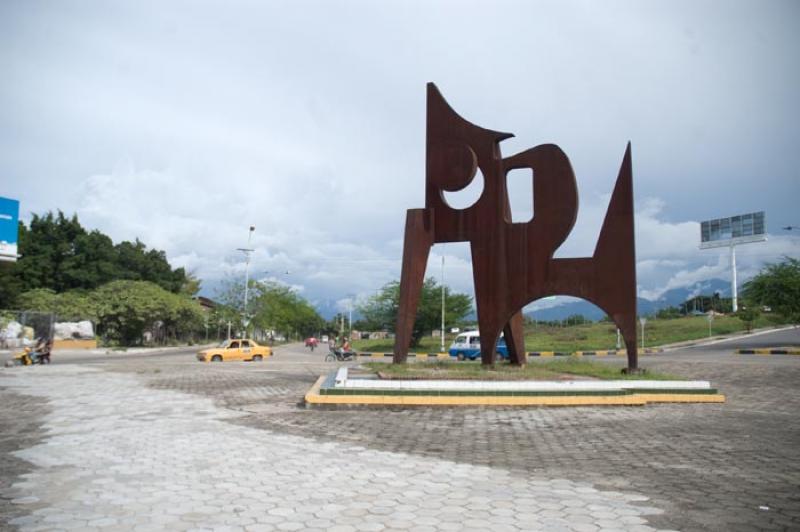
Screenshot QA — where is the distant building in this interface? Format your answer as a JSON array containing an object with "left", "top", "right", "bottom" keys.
[
  {"left": 351, "top": 330, "right": 392, "bottom": 340},
  {"left": 193, "top": 296, "right": 216, "bottom": 312}
]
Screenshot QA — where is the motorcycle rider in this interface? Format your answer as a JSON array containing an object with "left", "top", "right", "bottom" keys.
[{"left": 29, "top": 336, "right": 47, "bottom": 364}]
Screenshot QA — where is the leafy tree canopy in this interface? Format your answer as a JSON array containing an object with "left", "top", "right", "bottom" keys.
[
  {"left": 742, "top": 257, "right": 800, "bottom": 323},
  {"left": 15, "top": 280, "right": 204, "bottom": 345},
  {"left": 0, "top": 211, "right": 189, "bottom": 308},
  {"left": 16, "top": 288, "right": 97, "bottom": 322},
  {"left": 357, "top": 278, "right": 473, "bottom": 347},
  {"left": 213, "top": 279, "right": 324, "bottom": 339},
  {"left": 91, "top": 280, "right": 204, "bottom": 345}
]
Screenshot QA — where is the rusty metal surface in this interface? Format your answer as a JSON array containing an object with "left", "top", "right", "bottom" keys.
[{"left": 394, "top": 83, "right": 639, "bottom": 369}]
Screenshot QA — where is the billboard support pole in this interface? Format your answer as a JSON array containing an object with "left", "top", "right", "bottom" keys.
[
  {"left": 700, "top": 211, "right": 765, "bottom": 315},
  {"left": 731, "top": 243, "right": 738, "bottom": 313}
]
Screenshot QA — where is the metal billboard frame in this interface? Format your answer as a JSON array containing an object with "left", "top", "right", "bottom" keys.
[
  {"left": 699, "top": 211, "right": 767, "bottom": 312},
  {"left": 700, "top": 211, "right": 766, "bottom": 249}
]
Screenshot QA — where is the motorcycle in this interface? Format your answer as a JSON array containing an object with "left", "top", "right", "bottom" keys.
[
  {"left": 325, "top": 345, "right": 357, "bottom": 362},
  {"left": 12, "top": 346, "right": 51, "bottom": 366}
]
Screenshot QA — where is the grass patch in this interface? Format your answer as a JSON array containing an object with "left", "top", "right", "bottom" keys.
[
  {"left": 353, "top": 314, "right": 789, "bottom": 353},
  {"left": 362, "top": 359, "right": 681, "bottom": 381}
]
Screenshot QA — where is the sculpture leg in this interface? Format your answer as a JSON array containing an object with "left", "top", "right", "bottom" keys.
[
  {"left": 393, "top": 209, "right": 434, "bottom": 364},
  {"left": 470, "top": 246, "right": 503, "bottom": 366},
  {"left": 503, "top": 311, "right": 526, "bottom": 366},
  {"left": 615, "top": 312, "right": 639, "bottom": 372}
]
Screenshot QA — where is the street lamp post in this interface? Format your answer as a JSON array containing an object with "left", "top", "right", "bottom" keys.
[
  {"left": 347, "top": 294, "right": 355, "bottom": 337},
  {"left": 237, "top": 225, "right": 255, "bottom": 337},
  {"left": 639, "top": 317, "right": 647, "bottom": 351}
]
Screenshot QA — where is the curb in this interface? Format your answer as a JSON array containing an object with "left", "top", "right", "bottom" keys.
[
  {"left": 352, "top": 349, "right": 664, "bottom": 360},
  {"left": 354, "top": 353, "right": 449, "bottom": 359},
  {"left": 736, "top": 348, "right": 800, "bottom": 355}
]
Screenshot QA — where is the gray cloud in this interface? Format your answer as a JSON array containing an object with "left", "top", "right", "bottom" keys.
[{"left": 2, "top": 0, "right": 798, "bottom": 307}]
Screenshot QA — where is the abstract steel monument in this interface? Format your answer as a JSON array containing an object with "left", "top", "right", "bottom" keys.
[{"left": 393, "top": 83, "right": 640, "bottom": 371}]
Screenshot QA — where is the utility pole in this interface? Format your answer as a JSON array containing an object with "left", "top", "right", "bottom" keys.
[
  {"left": 440, "top": 255, "right": 445, "bottom": 353},
  {"left": 347, "top": 294, "right": 355, "bottom": 337},
  {"left": 730, "top": 243, "right": 738, "bottom": 312},
  {"left": 237, "top": 226, "right": 255, "bottom": 337}
]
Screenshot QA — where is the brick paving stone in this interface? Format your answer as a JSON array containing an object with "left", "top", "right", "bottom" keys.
[
  {"left": 0, "top": 364, "right": 667, "bottom": 531},
  {"left": 1, "top": 343, "right": 799, "bottom": 531}
]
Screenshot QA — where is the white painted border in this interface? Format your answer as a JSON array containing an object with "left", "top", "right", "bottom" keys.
[{"left": 335, "top": 368, "right": 711, "bottom": 392}]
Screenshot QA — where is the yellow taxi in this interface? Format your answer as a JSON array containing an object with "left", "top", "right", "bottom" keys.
[{"left": 196, "top": 339, "right": 272, "bottom": 362}]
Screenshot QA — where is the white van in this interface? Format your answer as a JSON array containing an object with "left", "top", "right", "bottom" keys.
[{"left": 448, "top": 330, "right": 508, "bottom": 360}]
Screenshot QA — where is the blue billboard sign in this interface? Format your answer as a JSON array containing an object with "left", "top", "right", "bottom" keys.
[{"left": 0, "top": 197, "right": 20, "bottom": 262}]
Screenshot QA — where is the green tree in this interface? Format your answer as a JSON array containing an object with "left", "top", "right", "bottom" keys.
[
  {"left": 250, "top": 281, "right": 324, "bottom": 339},
  {"left": 114, "top": 239, "right": 187, "bottom": 293},
  {"left": 656, "top": 306, "right": 681, "bottom": 319},
  {"left": 91, "top": 280, "right": 203, "bottom": 345},
  {"left": 326, "top": 313, "right": 348, "bottom": 338},
  {"left": 55, "top": 291, "right": 98, "bottom": 321},
  {"left": 16, "top": 288, "right": 59, "bottom": 313},
  {"left": 0, "top": 211, "right": 191, "bottom": 308},
  {"left": 358, "top": 278, "right": 473, "bottom": 347},
  {"left": 15, "top": 212, "right": 86, "bottom": 293},
  {"left": 742, "top": 257, "right": 800, "bottom": 323},
  {"left": 61, "top": 231, "right": 119, "bottom": 290},
  {"left": 736, "top": 305, "right": 760, "bottom": 333},
  {"left": 17, "top": 288, "right": 98, "bottom": 321},
  {"left": 179, "top": 271, "right": 202, "bottom": 297},
  {"left": 214, "top": 279, "right": 324, "bottom": 340}
]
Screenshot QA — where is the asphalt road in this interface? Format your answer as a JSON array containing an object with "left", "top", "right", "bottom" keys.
[
  {"left": 0, "top": 346, "right": 199, "bottom": 366},
  {"left": 683, "top": 326, "right": 799, "bottom": 351},
  {"left": 5, "top": 325, "right": 797, "bottom": 367}
]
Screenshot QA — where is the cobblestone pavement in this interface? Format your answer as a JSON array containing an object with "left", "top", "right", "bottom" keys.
[
  {"left": 0, "top": 388, "right": 50, "bottom": 527},
  {"left": 1, "top": 333, "right": 798, "bottom": 531}
]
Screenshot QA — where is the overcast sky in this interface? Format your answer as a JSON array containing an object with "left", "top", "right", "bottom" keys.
[{"left": 2, "top": 0, "right": 799, "bottom": 313}]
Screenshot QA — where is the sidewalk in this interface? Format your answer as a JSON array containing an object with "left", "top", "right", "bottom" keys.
[{"left": 1, "top": 365, "right": 669, "bottom": 531}]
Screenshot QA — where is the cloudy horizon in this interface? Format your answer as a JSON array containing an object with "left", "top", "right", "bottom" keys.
[{"left": 3, "top": 0, "right": 799, "bottom": 315}]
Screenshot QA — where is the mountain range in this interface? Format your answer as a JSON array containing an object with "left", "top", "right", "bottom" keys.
[
  {"left": 314, "top": 278, "right": 733, "bottom": 323},
  {"left": 525, "top": 278, "right": 732, "bottom": 321}
]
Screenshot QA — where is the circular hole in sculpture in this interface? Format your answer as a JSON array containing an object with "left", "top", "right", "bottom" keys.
[{"left": 442, "top": 167, "right": 485, "bottom": 210}]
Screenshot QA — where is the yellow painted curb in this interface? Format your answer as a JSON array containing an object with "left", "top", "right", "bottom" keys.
[
  {"left": 633, "top": 393, "right": 726, "bottom": 404},
  {"left": 736, "top": 348, "right": 800, "bottom": 355}
]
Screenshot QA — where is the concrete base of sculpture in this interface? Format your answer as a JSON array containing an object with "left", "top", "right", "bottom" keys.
[{"left": 304, "top": 369, "right": 725, "bottom": 407}]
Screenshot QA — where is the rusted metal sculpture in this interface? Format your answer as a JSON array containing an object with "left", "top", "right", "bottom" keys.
[{"left": 393, "top": 83, "right": 640, "bottom": 371}]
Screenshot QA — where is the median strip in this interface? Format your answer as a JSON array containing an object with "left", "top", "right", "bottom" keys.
[
  {"left": 351, "top": 349, "right": 664, "bottom": 360},
  {"left": 305, "top": 367, "right": 725, "bottom": 407}
]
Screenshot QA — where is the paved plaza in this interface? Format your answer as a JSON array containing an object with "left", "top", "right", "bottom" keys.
[{"left": 0, "top": 329, "right": 798, "bottom": 531}]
